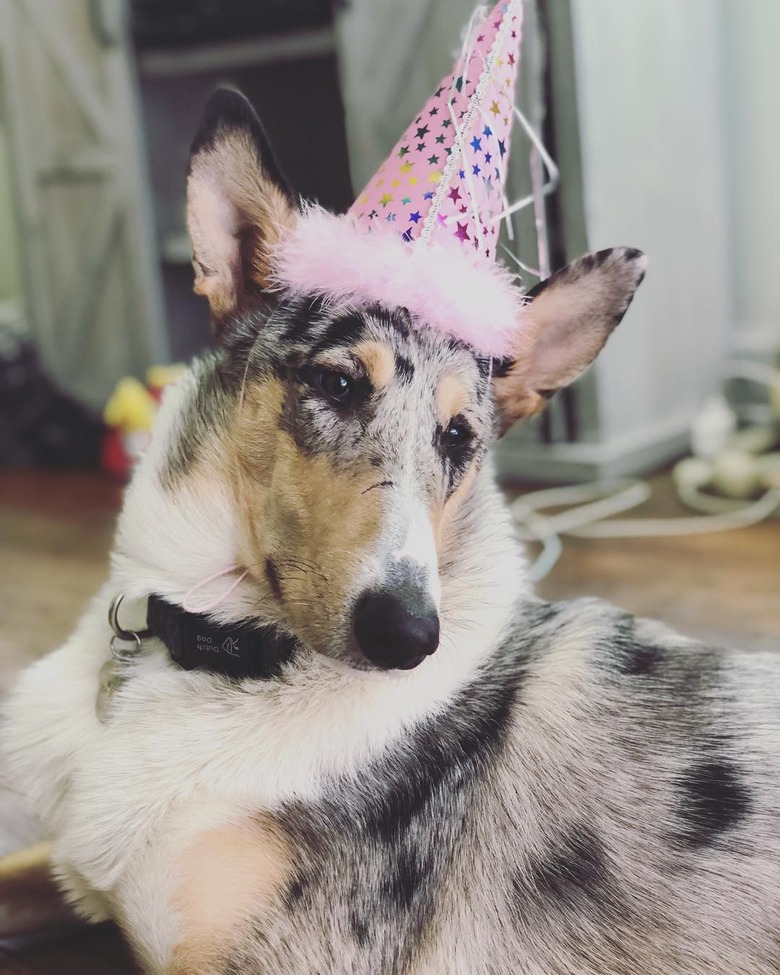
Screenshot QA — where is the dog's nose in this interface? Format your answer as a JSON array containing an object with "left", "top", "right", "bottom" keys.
[{"left": 353, "top": 588, "right": 440, "bottom": 670}]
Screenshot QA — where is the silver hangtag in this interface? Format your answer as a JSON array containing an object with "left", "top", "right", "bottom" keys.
[{"left": 97, "top": 595, "right": 146, "bottom": 723}]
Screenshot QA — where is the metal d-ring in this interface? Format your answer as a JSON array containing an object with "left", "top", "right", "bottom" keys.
[{"left": 108, "top": 594, "right": 147, "bottom": 662}]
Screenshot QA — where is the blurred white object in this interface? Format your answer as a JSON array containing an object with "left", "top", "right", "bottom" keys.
[{"left": 690, "top": 396, "right": 737, "bottom": 459}]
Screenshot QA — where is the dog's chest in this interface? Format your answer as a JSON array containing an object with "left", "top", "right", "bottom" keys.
[{"left": 157, "top": 676, "right": 511, "bottom": 975}]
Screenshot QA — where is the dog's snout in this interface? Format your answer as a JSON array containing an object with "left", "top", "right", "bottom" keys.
[{"left": 353, "top": 587, "right": 440, "bottom": 670}]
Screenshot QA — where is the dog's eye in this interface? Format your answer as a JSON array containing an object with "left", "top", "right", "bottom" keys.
[
  {"left": 440, "top": 417, "right": 474, "bottom": 453},
  {"left": 314, "top": 368, "right": 357, "bottom": 406}
]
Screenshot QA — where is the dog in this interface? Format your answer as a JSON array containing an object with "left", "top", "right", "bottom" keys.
[{"left": 5, "top": 88, "right": 780, "bottom": 975}]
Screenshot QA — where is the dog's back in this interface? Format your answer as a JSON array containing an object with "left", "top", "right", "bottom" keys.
[{"left": 203, "top": 598, "right": 780, "bottom": 975}]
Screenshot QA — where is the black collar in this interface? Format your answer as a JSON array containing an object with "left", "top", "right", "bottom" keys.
[{"left": 146, "top": 594, "right": 298, "bottom": 679}]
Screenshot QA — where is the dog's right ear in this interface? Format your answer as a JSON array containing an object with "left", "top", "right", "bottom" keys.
[{"left": 187, "top": 88, "right": 297, "bottom": 332}]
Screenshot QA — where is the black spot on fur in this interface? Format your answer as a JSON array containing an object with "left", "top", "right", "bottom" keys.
[
  {"left": 284, "top": 873, "right": 306, "bottom": 907},
  {"left": 529, "top": 825, "right": 614, "bottom": 911},
  {"left": 380, "top": 846, "right": 432, "bottom": 910},
  {"left": 622, "top": 246, "right": 644, "bottom": 262},
  {"left": 608, "top": 619, "right": 665, "bottom": 677},
  {"left": 523, "top": 600, "right": 564, "bottom": 628},
  {"left": 536, "top": 388, "right": 557, "bottom": 401},
  {"left": 475, "top": 356, "right": 492, "bottom": 380},
  {"left": 622, "top": 642, "right": 664, "bottom": 676},
  {"left": 350, "top": 911, "right": 369, "bottom": 946},
  {"left": 601, "top": 616, "right": 663, "bottom": 678},
  {"left": 492, "top": 355, "right": 513, "bottom": 378},
  {"left": 394, "top": 354, "right": 415, "bottom": 383},
  {"left": 282, "top": 295, "right": 322, "bottom": 344},
  {"left": 312, "top": 313, "right": 367, "bottom": 355},
  {"left": 677, "top": 760, "right": 752, "bottom": 848}
]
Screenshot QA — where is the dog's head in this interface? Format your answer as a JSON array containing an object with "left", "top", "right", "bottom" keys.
[{"left": 166, "top": 90, "right": 645, "bottom": 672}]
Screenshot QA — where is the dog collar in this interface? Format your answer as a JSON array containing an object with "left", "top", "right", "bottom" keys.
[{"left": 146, "top": 594, "right": 298, "bottom": 679}]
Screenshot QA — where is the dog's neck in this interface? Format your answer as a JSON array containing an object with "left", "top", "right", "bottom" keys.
[{"left": 109, "top": 368, "right": 529, "bottom": 680}]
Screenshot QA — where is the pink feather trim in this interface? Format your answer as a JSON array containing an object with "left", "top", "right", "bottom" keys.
[{"left": 270, "top": 207, "right": 527, "bottom": 358}]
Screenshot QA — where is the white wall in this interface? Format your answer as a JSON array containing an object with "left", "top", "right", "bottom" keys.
[
  {"left": 720, "top": 0, "right": 780, "bottom": 355},
  {"left": 570, "top": 0, "right": 732, "bottom": 448}
]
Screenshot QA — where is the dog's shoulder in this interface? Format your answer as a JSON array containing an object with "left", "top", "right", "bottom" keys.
[{"left": 502, "top": 593, "right": 779, "bottom": 705}]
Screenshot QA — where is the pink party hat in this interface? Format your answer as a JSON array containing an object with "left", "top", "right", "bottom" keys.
[
  {"left": 274, "top": 0, "right": 527, "bottom": 357},
  {"left": 352, "top": 0, "right": 522, "bottom": 259}
]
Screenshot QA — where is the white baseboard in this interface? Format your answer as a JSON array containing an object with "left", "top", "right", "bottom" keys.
[{"left": 494, "top": 414, "right": 692, "bottom": 484}]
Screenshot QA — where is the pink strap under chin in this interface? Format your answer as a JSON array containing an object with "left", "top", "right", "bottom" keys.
[{"left": 182, "top": 565, "right": 248, "bottom": 614}]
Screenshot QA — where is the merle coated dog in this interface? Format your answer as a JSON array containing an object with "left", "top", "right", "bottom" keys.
[{"left": 5, "top": 91, "right": 779, "bottom": 975}]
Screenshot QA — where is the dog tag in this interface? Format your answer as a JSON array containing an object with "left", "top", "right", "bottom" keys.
[
  {"left": 100, "top": 595, "right": 147, "bottom": 722},
  {"left": 96, "top": 659, "right": 126, "bottom": 723}
]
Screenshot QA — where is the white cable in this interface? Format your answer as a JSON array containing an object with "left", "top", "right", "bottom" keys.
[
  {"left": 511, "top": 479, "right": 780, "bottom": 580},
  {"left": 511, "top": 479, "right": 651, "bottom": 538},
  {"left": 566, "top": 488, "right": 780, "bottom": 538},
  {"left": 510, "top": 502, "right": 562, "bottom": 582}
]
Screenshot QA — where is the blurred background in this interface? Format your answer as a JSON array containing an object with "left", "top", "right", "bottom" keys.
[
  {"left": 1, "top": 0, "right": 779, "bottom": 478},
  {"left": 0, "top": 2, "right": 778, "bottom": 969}
]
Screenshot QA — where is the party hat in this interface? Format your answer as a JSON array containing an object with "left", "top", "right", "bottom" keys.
[
  {"left": 274, "top": 0, "right": 527, "bottom": 357},
  {"left": 351, "top": 0, "right": 522, "bottom": 260}
]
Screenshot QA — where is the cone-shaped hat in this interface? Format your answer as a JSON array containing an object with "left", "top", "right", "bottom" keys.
[
  {"left": 351, "top": 0, "right": 522, "bottom": 261},
  {"left": 273, "top": 0, "right": 526, "bottom": 357}
]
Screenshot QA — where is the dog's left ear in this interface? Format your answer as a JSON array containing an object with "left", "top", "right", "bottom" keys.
[
  {"left": 187, "top": 88, "right": 297, "bottom": 332},
  {"left": 493, "top": 247, "right": 647, "bottom": 435}
]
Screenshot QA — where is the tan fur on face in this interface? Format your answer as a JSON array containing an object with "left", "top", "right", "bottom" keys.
[
  {"left": 187, "top": 131, "right": 296, "bottom": 322},
  {"left": 436, "top": 374, "right": 470, "bottom": 428},
  {"left": 355, "top": 340, "right": 395, "bottom": 390},
  {"left": 169, "top": 815, "right": 293, "bottom": 975},
  {"left": 229, "top": 380, "right": 386, "bottom": 654}
]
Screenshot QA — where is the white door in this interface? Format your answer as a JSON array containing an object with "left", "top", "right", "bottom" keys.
[{"left": 0, "top": 0, "right": 167, "bottom": 408}]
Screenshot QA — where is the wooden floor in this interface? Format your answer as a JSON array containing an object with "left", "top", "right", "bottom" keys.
[{"left": 0, "top": 467, "right": 777, "bottom": 972}]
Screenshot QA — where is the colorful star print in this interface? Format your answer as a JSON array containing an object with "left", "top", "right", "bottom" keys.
[{"left": 349, "top": 0, "right": 522, "bottom": 262}]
